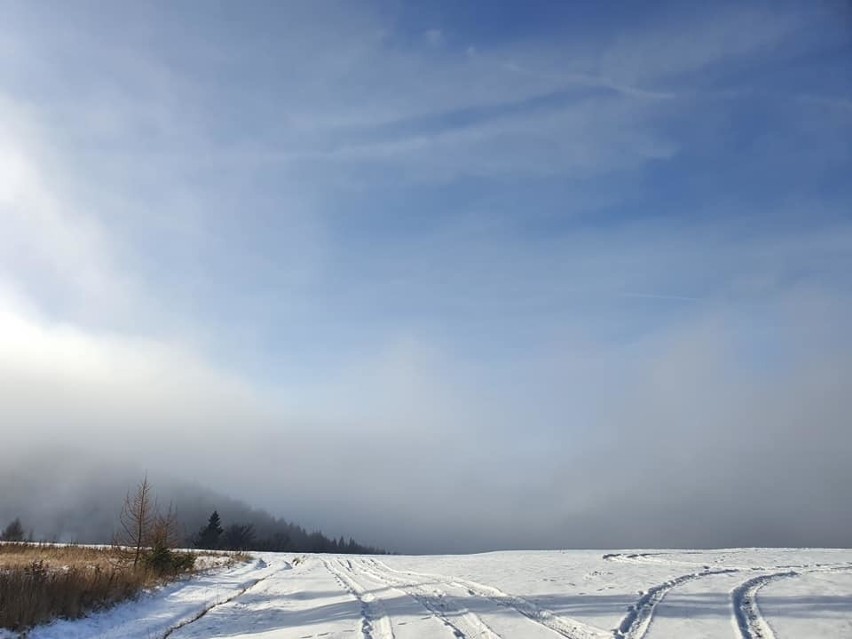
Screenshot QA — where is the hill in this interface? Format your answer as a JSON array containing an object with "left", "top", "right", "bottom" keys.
[{"left": 0, "top": 453, "right": 383, "bottom": 554}]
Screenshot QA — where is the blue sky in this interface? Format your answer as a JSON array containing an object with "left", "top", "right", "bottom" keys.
[{"left": 1, "top": 1, "right": 851, "bottom": 551}]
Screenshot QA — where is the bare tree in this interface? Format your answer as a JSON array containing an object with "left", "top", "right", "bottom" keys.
[
  {"left": 151, "top": 502, "right": 181, "bottom": 550},
  {"left": 115, "top": 475, "right": 155, "bottom": 568}
]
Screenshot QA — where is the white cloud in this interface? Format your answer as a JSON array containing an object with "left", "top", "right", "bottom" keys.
[
  {"left": 600, "top": 5, "right": 801, "bottom": 86},
  {"left": 0, "top": 98, "right": 136, "bottom": 325}
]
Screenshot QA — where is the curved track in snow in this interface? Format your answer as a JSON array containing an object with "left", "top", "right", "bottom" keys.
[
  {"left": 162, "top": 559, "right": 281, "bottom": 639},
  {"left": 731, "top": 565, "right": 852, "bottom": 639},
  {"left": 352, "top": 557, "right": 504, "bottom": 639},
  {"left": 363, "top": 558, "right": 609, "bottom": 639},
  {"left": 731, "top": 571, "right": 797, "bottom": 639},
  {"left": 161, "top": 575, "right": 269, "bottom": 639},
  {"left": 613, "top": 568, "right": 739, "bottom": 639},
  {"left": 609, "top": 553, "right": 852, "bottom": 639}
]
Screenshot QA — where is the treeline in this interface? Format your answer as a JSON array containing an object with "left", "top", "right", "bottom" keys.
[
  {"left": 1, "top": 518, "right": 28, "bottom": 542},
  {"left": 191, "top": 510, "right": 384, "bottom": 554},
  {"left": 1, "top": 477, "right": 386, "bottom": 555},
  {"left": 168, "top": 481, "right": 386, "bottom": 554}
]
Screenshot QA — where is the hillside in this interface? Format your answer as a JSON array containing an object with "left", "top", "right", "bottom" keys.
[{"left": 0, "top": 454, "right": 383, "bottom": 554}]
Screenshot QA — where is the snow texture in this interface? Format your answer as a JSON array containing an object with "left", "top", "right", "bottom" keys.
[{"left": 20, "top": 549, "right": 852, "bottom": 639}]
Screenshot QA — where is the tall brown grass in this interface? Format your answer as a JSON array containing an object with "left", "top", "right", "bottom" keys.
[{"left": 0, "top": 542, "right": 193, "bottom": 632}]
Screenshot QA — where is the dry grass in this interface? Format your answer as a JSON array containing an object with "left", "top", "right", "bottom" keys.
[
  {"left": 0, "top": 543, "right": 123, "bottom": 570},
  {"left": 0, "top": 542, "right": 194, "bottom": 633}
]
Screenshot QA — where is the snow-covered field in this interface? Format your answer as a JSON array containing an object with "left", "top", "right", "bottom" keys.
[{"left": 18, "top": 549, "right": 852, "bottom": 639}]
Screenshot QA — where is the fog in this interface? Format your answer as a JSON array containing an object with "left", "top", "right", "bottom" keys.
[{"left": 2, "top": 284, "right": 850, "bottom": 553}]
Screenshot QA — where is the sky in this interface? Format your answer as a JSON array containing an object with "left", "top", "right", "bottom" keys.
[{"left": 1, "top": 0, "right": 851, "bottom": 553}]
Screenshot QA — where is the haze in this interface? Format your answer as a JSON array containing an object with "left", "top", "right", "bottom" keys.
[{"left": 1, "top": 1, "right": 851, "bottom": 553}]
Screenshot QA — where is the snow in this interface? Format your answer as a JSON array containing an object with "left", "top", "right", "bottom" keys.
[
  {"left": 21, "top": 548, "right": 852, "bottom": 638},
  {"left": 27, "top": 558, "right": 275, "bottom": 639}
]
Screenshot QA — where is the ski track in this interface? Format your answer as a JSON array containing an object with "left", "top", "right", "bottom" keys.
[
  {"left": 365, "top": 558, "right": 609, "bottom": 639},
  {"left": 731, "top": 571, "right": 797, "bottom": 639},
  {"left": 323, "top": 557, "right": 395, "bottom": 639},
  {"left": 352, "top": 557, "right": 504, "bottom": 639},
  {"left": 614, "top": 568, "right": 739, "bottom": 639}
]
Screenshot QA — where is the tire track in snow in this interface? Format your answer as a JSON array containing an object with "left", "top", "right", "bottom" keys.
[
  {"left": 731, "top": 565, "right": 852, "bottom": 639},
  {"left": 352, "top": 557, "right": 503, "bottom": 639},
  {"left": 337, "top": 558, "right": 461, "bottom": 639},
  {"left": 365, "top": 558, "right": 609, "bottom": 639},
  {"left": 323, "top": 558, "right": 394, "bottom": 639},
  {"left": 607, "top": 553, "right": 852, "bottom": 639},
  {"left": 162, "top": 559, "right": 277, "bottom": 638},
  {"left": 614, "top": 569, "right": 739, "bottom": 639},
  {"left": 731, "top": 571, "right": 797, "bottom": 639}
]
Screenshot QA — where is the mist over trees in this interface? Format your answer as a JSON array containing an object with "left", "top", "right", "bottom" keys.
[
  {"left": 1, "top": 518, "right": 26, "bottom": 542},
  {"left": 190, "top": 507, "right": 381, "bottom": 554},
  {"left": 0, "top": 457, "right": 384, "bottom": 554},
  {"left": 180, "top": 500, "right": 384, "bottom": 554}
]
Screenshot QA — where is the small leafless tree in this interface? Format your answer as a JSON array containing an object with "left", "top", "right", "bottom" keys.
[
  {"left": 115, "top": 476, "right": 155, "bottom": 568},
  {"left": 151, "top": 502, "right": 181, "bottom": 550}
]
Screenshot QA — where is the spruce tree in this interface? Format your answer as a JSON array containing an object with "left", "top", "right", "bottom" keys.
[{"left": 194, "top": 510, "right": 224, "bottom": 549}]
